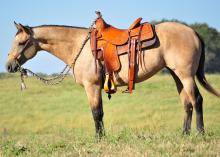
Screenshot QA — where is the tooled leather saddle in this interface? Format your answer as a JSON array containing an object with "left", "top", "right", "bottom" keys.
[{"left": 91, "top": 11, "right": 157, "bottom": 98}]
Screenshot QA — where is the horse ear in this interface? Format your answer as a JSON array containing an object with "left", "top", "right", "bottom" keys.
[
  {"left": 14, "top": 22, "right": 31, "bottom": 35},
  {"left": 14, "top": 21, "right": 22, "bottom": 30}
]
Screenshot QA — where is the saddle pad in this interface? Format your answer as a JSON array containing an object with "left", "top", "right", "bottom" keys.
[{"left": 116, "top": 37, "right": 157, "bottom": 55}]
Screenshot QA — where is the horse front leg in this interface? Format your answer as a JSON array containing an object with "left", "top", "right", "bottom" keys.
[{"left": 84, "top": 83, "right": 105, "bottom": 138}]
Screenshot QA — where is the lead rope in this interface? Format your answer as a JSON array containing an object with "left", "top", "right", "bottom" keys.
[{"left": 18, "top": 20, "right": 96, "bottom": 90}]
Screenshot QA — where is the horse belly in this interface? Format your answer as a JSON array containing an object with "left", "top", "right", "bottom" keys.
[{"left": 114, "top": 49, "right": 165, "bottom": 86}]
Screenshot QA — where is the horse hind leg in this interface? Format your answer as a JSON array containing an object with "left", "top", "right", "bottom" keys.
[
  {"left": 169, "top": 69, "right": 193, "bottom": 134},
  {"left": 181, "top": 77, "right": 204, "bottom": 134}
]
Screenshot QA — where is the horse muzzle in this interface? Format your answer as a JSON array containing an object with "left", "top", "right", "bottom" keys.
[{"left": 5, "top": 60, "right": 19, "bottom": 73}]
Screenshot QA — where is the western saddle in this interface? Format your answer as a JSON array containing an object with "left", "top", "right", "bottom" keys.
[{"left": 91, "top": 11, "right": 157, "bottom": 98}]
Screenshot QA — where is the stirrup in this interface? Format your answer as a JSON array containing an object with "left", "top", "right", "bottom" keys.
[{"left": 104, "top": 73, "right": 117, "bottom": 94}]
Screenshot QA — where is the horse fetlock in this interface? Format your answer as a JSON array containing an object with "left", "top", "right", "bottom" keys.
[
  {"left": 183, "top": 118, "right": 192, "bottom": 134},
  {"left": 95, "top": 121, "right": 105, "bottom": 138}
]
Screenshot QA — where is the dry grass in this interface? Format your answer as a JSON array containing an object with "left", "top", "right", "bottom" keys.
[{"left": 0, "top": 74, "right": 220, "bottom": 156}]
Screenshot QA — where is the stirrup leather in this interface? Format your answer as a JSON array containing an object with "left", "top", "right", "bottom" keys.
[{"left": 104, "top": 73, "right": 117, "bottom": 94}]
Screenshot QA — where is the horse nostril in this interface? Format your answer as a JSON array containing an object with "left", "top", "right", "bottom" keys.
[{"left": 6, "top": 64, "right": 12, "bottom": 72}]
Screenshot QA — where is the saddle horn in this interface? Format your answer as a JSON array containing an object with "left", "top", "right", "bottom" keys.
[{"left": 95, "top": 11, "right": 102, "bottom": 18}]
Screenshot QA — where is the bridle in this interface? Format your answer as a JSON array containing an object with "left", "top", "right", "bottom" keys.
[
  {"left": 15, "top": 20, "right": 96, "bottom": 90},
  {"left": 12, "top": 39, "right": 32, "bottom": 61}
]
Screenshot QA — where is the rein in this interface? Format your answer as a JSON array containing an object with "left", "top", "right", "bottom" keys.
[{"left": 18, "top": 20, "right": 95, "bottom": 90}]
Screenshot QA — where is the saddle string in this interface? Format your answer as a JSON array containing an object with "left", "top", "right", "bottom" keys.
[
  {"left": 18, "top": 20, "right": 96, "bottom": 90},
  {"left": 138, "top": 24, "right": 143, "bottom": 69}
]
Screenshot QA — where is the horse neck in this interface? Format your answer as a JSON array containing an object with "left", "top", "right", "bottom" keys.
[{"left": 32, "top": 26, "right": 89, "bottom": 65}]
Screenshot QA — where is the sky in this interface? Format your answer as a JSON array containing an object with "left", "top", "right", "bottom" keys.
[{"left": 0, "top": 0, "right": 220, "bottom": 73}]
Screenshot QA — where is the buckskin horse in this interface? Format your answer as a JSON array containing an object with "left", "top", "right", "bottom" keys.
[{"left": 6, "top": 13, "right": 220, "bottom": 137}]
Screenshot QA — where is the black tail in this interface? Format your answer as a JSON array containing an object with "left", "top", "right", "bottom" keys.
[{"left": 196, "top": 32, "right": 220, "bottom": 97}]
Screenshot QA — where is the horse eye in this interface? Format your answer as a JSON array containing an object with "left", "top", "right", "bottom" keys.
[
  {"left": 19, "top": 42, "right": 25, "bottom": 46},
  {"left": 19, "top": 40, "right": 27, "bottom": 45}
]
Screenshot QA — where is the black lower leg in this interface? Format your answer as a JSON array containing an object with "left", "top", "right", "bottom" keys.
[
  {"left": 195, "top": 90, "right": 204, "bottom": 134},
  {"left": 92, "top": 107, "right": 105, "bottom": 138},
  {"left": 183, "top": 103, "right": 193, "bottom": 135}
]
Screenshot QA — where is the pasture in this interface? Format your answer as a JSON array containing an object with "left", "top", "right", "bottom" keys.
[{"left": 0, "top": 74, "right": 220, "bottom": 156}]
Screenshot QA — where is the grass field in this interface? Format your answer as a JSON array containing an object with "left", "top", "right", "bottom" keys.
[{"left": 0, "top": 74, "right": 220, "bottom": 157}]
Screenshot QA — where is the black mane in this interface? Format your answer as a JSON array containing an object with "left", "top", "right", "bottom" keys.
[{"left": 32, "top": 25, "right": 88, "bottom": 29}]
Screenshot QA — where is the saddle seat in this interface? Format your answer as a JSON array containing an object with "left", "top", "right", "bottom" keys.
[{"left": 95, "top": 16, "right": 143, "bottom": 45}]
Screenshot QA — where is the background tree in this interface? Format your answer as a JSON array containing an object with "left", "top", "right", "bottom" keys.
[{"left": 191, "top": 23, "right": 220, "bottom": 73}]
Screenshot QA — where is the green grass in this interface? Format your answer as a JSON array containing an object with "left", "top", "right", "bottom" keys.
[{"left": 0, "top": 74, "right": 220, "bottom": 156}]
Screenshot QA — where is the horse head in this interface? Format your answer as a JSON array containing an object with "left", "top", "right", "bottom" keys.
[{"left": 6, "top": 22, "right": 39, "bottom": 73}]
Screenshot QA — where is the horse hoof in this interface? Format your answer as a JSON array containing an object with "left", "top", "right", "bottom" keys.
[
  {"left": 182, "top": 130, "right": 191, "bottom": 135},
  {"left": 197, "top": 129, "right": 205, "bottom": 136}
]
